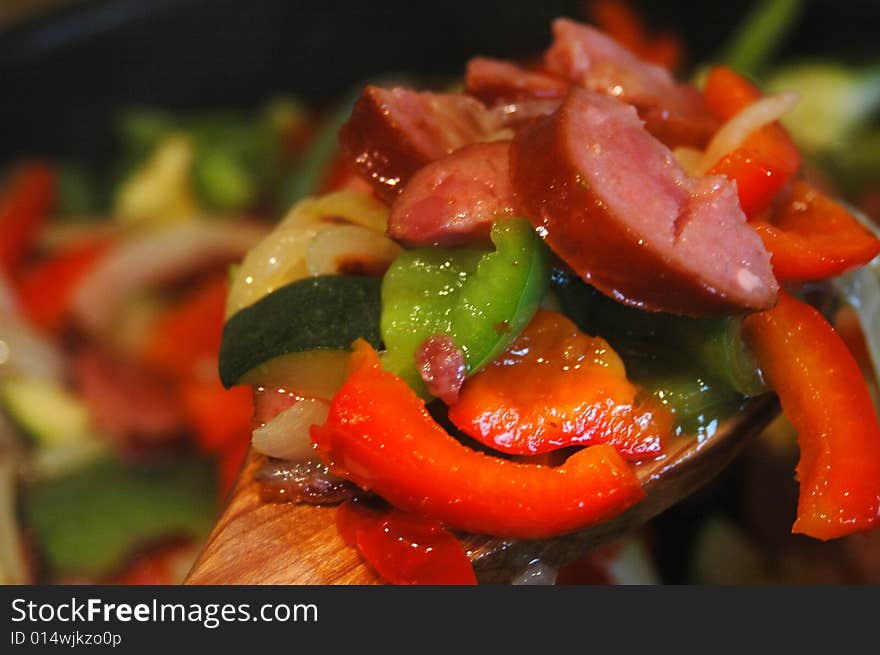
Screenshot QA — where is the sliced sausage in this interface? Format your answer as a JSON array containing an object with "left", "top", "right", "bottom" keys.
[
  {"left": 510, "top": 88, "right": 778, "bottom": 316},
  {"left": 544, "top": 18, "right": 717, "bottom": 148},
  {"left": 388, "top": 141, "right": 514, "bottom": 247},
  {"left": 339, "top": 86, "right": 501, "bottom": 203},
  {"left": 465, "top": 57, "right": 570, "bottom": 104}
]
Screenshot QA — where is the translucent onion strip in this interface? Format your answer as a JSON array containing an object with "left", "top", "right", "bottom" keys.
[
  {"left": 306, "top": 225, "right": 402, "bottom": 277},
  {"left": 698, "top": 92, "right": 800, "bottom": 174},
  {"left": 226, "top": 190, "right": 390, "bottom": 317},
  {"left": 73, "top": 219, "right": 266, "bottom": 336},
  {"left": 251, "top": 398, "right": 330, "bottom": 461}
]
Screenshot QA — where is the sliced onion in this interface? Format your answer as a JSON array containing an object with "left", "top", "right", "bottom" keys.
[
  {"left": 699, "top": 92, "right": 800, "bottom": 174},
  {"left": 306, "top": 224, "right": 402, "bottom": 277},
  {"left": 299, "top": 190, "right": 390, "bottom": 235},
  {"left": 251, "top": 397, "right": 329, "bottom": 461},
  {"left": 72, "top": 219, "right": 266, "bottom": 336},
  {"left": 225, "top": 217, "right": 333, "bottom": 318},
  {"left": 242, "top": 350, "right": 351, "bottom": 401},
  {"left": 226, "top": 190, "right": 389, "bottom": 317}
]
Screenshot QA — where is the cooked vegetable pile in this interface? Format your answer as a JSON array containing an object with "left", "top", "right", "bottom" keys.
[
  {"left": 4, "top": 0, "right": 880, "bottom": 587},
  {"left": 216, "top": 3, "right": 880, "bottom": 584}
]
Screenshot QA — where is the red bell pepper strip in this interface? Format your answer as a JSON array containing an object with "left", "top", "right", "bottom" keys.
[
  {"left": 311, "top": 340, "right": 645, "bottom": 540},
  {"left": 743, "top": 291, "right": 880, "bottom": 540},
  {"left": 14, "top": 237, "right": 111, "bottom": 333},
  {"left": 141, "top": 274, "right": 229, "bottom": 381},
  {"left": 140, "top": 273, "right": 254, "bottom": 496},
  {"left": 703, "top": 66, "right": 801, "bottom": 217},
  {"left": 751, "top": 180, "right": 880, "bottom": 282},
  {"left": 178, "top": 379, "right": 254, "bottom": 454},
  {"left": 0, "top": 162, "right": 57, "bottom": 273},
  {"left": 337, "top": 499, "right": 477, "bottom": 585},
  {"left": 448, "top": 310, "right": 671, "bottom": 459}
]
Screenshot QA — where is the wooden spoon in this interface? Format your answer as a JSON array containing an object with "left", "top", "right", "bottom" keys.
[{"left": 185, "top": 395, "right": 779, "bottom": 585}]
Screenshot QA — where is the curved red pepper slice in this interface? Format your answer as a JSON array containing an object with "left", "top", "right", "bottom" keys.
[
  {"left": 311, "top": 340, "right": 645, "bottom": 540},
  {"left": 751, "top": 180, "right": 880, "bottom": 282},
  {"left": 743, "top": 292, "right": 880, "bottom": 540},
  {"left": 703, "top": 67, "right": 801, "bottom": 217},
  {"left": 141, "top": 274, "right": 229, "bottom": 380},
  {"left": 14, "top": 237, "right": 111, "bottom": 333},
  {"left": 448, "top": 310, "right": 671, "bottom": 459},
  {"left": 337, "top": 499, "right": 477, "bottom": 585}
]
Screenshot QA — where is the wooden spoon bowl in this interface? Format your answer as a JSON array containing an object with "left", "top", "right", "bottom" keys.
[{"left": 185, "top": 395, "right": 780, "bottom": 585}]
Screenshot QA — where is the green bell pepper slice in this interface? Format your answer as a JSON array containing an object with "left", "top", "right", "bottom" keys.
[
  {"left": 552, "top": 269, "right": 766, "bottom": 398},
  {"left": 381, "top": 218, "right": 549, "bottom": 396}
]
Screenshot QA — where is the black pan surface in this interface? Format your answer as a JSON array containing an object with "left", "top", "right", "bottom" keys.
[{"left": 1, "top": 0, "right": 877, "bottom": 164}]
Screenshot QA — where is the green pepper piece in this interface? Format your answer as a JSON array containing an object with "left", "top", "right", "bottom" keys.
[
  {"left": 552, "top": 270, "right": 766, "bottom": 397},
  {"left": 627, "top": 358, "right": 746, "bottom": 439},
  {"left": 21, "top": 456, "right": 215, "bottom": 580},
  {"left": 381, "top": 218, "right": 549, "bottom": 396},
  {"left": 192, "top": 145, "right": 259, "bottom": 211},
  {"left": 187, "top": 112, "right": 277, "bottom": 212},
  {"left": 676, "top": 318, "right": 767, "bottom": 398}
]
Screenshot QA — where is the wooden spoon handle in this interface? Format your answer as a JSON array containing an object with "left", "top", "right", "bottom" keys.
[{"left": 185, "top": 454, "right": 380, "bottom": 585}]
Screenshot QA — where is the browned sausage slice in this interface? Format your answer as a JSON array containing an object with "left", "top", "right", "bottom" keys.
[
  {"left": 339, "top": 86, "right": 500, "bottom": 203},
  {"left": 465, "top": 57, "right": 570, "bottom": 104},
  {"left": 544, "top": 18, "right": 717, "bottom": 149},
  {"left": 388, "top": 141, "right": 514, "bottom": 247},
  {"left": 510, "top": 88, "right": 778, "bottom": 316}
]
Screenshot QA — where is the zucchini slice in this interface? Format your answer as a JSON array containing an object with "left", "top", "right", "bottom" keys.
[{"left": 219, "top": 275, "right": 382, "bottom": 387}]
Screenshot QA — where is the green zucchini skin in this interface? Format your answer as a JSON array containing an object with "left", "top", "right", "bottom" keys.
[{"left": 219, "top": 275, "right": 382, "bottom": 387}]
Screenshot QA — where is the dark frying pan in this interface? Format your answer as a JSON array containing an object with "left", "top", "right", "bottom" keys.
[{"left": 1, "top": 0, "right": 877, "bottom": 166}]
